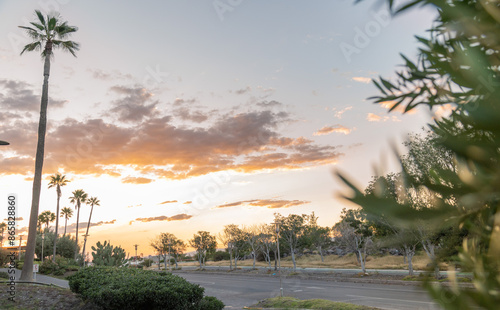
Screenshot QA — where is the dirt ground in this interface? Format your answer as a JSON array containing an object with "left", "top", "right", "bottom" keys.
[{"left": 0, "top": 284, "right": 100, "bottom": 310}]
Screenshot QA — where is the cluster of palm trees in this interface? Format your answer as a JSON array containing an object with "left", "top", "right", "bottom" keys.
[{"left": 44, "top": 173, "right": 100, "bottom": 263}]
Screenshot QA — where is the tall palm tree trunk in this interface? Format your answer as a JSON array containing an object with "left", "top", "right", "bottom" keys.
[
  {"left": 64, "top": 217, "right": 67, "bottom": 235},
  {"left": 81, "top": 204, "right": 94, "bottom": 264},
  {"left": 20, "top": 52, "right": 51, "bottom": 281},
  {"left": 75, "top": 203, "right": 80, "bottom": 260},
  {"left": 52, "top": 189, "right": 61, "bottom": 262}
]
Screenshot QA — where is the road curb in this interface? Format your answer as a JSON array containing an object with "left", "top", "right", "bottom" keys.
[{"left": 172, "top": 269, "right": 474, "bottom": 289}]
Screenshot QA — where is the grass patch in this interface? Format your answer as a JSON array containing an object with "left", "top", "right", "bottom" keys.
[{"left": 252, "top": 297, "right": 380, "bottom": 309}]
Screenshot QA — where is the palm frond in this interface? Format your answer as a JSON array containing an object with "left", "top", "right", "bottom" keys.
[
  {"left": 29, "top": 22, "right": 45, "bottom": 31},
  {"left": 18, "top": 26, "right": 44, "bottom": 40},
  {"left": 47, "top": 16, "right": 57, "bottom": 33},
  {"left": 20, "top": 42, "right": 42, "bottom": 55},
  {"left": 52, "top": 40, "right": 80, "bottom": 57},
  {"left": 35, "top": 10, "right": 46, "bottom": 28}
]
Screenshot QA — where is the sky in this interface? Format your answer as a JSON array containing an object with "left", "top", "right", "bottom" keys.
[{"left": 0, "top": 0, "right": 441, "bottom": 257}]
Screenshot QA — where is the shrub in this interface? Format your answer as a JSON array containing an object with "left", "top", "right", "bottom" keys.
[
  {"left": 67, "top": 267, "right": 224, "bottom": 310},
  {"left": 139, "top": 258, "right": 153, "bottom": 268},
  {"left": 212, "top": 251, "right": 230, "bottom": 262},
  {"left": 16, "top": 261, "right": 24, "bottom": 270},
  {"left": 198, "top": 296, "right": 225, "bottom": 310},
  {"left": 0, "top": 271, "right": 9, "bottom": 279}
]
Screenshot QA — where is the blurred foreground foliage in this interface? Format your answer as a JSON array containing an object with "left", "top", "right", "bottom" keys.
[{"left": 343, "top": 1, "right": 500, "bottom": 309}]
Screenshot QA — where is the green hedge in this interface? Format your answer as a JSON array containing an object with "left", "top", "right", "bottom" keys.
[{"left": 67, "top": 267, "right": 224, "bottom": 310}]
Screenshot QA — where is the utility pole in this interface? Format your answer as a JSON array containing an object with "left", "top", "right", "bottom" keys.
[
  {"left": 134, "top": 244, "right": 138, "bottom": 260},
  {"left": 19, "top": 235, "right": 23, "bottom": 260}
]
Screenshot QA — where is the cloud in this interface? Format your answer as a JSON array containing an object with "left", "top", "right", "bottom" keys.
[
  {"left": 334, "top": 106, "right": 353, "bottom": 119},
  {"left": 122, "top": 176, "right": 154, "bottom": 184},
  {"left": 367, "top": 113, "right": 382, "bottom": 122},
  {"left": 366, "top": 113, "right": 401, "bottom": 122},
  {"left": 256, "top": 100, "right": 283, "bottom": 108},
  {"left": 134, "top": 213, "right": 192, "bottom": 223},
  {"left": 173, "top": 98, "right": 197, "bottom": 106},
  {"left": 313, "top": 125, "right": 352, "bottom": 136},
  {"left": 172, "top": 106, "right": 209, "bottom": 123},
  {"left": 88, "top": 69, "right": 132, "bottom": 81},
  {"left": 108, "top": 85, "right": 158, "bottom": 122},
  {"left": 183, "top": 201, "right": 192, "bottom": 204},
  {"left": 352, "top": 77, "right": 372, "bottom": 84},
  {"left": 0, "top": 108, "right": 342, "bottom": 179},
  {"left": 159, "top": 200, "right": 178, "bottom": 205},
  {"left": 62, "top": 219, "right": 117, "bottom": 234},
  {"left": 379, "top": 100, "right": 417, "bottom": 114},
  {"left": 214, "top": 199, "right": 310, "bottom": 209},
  {"left": 234, "top": 86, "right": 251, "bottom": 95},
  {"left": 0, "top": 79, "right": 66, "bottom": 112},
  {"left": 3, "top": 217, "right": 23, "bottom": 221}
]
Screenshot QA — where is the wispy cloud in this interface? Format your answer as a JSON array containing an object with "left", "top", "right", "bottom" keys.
[
  {"left": 134, "top": 213, "right": 192, "bottom": 223},
  {"left": 313, "top": 125, "right": 352, "bottom": 136},
  {"left": 122, "top": 176, "right": 154, "bottom": 184},
  {"left": 352, "top": 77, "right": 372, "bottom": 84},
  {"left": 367, "top": 113, "right": 400, "bottom": 122},
  {"left": 214, "top": 199, "right": 310, "bottom": 209},
  {"left": 158, "top": 200, "right": 178, "bottom": 205},
  {"left": 334, "top": 106, "right": 353, "bottom": 119}
]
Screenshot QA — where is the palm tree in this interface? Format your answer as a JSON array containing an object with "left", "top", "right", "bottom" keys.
[
  {"left": 60, "top": 207, "right": 73, "bottom": 235},
  {"left": 18, "top": 10, "right": 79, "bottom": 281},
  {"left": 69, "top": 189, "right": 87, "bottom": 260},
  {"left": 38, "top": 210, "right": 56, "bottom": 230},
  {"left": 81, "top": 197, "right": 100, "bottom": 264},
  {"left": 48, "top": 173, "right": 69, "bottom": 262}
]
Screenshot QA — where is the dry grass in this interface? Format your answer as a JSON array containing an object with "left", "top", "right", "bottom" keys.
[{"left": 181, "top": 253, "right": 442, "bottom": 270}]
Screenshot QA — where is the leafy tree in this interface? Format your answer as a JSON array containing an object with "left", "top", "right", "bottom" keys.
[
  {"left": 55, "top": 234, "right": 79, "bottom": 259},
  {"left": 48, "top": 173, "right": 69, "bottom": 262},
  {"left": 343, "top": 0, "right": 500, "bottom": 308},
  {"left": 69, "top": 189, "right": 87, "bottom": 260},
  {"left": 217, "top": 225, "right": 234, "bottom": 270},
  {"left": 91, "top": 241, "right": 127, "bottom": 267},
  {"left": 303, "top": 213, "right": 331, "bottom": 262},
  {"left": 151, "top": 233, "right": 186, "bottom": 270},
  {"left": 218, "top": 224, "right": 247, "bottom": 270},
  {"left": 257, "top": 223, "right": 276, "bottom": 269},
  {"left": 332, "top": 208, "right": 374, "bottom": 274},
  {"left": 189, "top": 231, "right": 216, "bottom": 269},
  {"left": 81, "top": 196, "right": 100, "bottom": 263},
  {"left": 60, "top": 207, "right": 73, "bottom": 235},
  {"left": 274, "top": 213, "right": 312, "bottom": 271},
  {"left": 35, "top": 228, "right": 52, "bottom": 261},
  {"left": 18, "top": 10, "right": 79, "bottom": 281}
]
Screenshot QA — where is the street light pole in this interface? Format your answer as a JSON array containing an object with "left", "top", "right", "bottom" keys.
[
  {"left": 41, "top": 233, "right": 45, "bottom": 262},
  {"left": 272, "top": 222, "right": 283, "bottom": 297}
]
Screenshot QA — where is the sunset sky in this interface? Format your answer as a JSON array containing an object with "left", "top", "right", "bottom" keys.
[{"left": 0, "top": 1, "right": 440, "bottom": 257}]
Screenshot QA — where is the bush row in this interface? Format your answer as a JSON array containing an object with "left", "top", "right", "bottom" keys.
[{"left": 67, "top": 267, "right": 224, "bottom": 310}]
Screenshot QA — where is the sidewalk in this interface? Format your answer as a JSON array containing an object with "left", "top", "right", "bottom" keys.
[{"left": 0, "top": 268, "right": 70, "bottom": 289}]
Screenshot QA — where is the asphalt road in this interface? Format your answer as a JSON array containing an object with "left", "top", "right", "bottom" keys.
[{"left": 175, "top": 272, "right": 442, "bottom": 310}]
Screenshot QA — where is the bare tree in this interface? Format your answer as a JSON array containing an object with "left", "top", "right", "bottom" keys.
[{"left": 242, "top": 224, "right": 261, "bottom": 269}]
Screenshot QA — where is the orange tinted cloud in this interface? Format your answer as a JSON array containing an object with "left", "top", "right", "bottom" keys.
[
  {"left": 134, "top": 213, "right": 192, "bottom": 223},
  {"left": 352, "top": 77, "right": 371, "bottom": 84},
  {"left": 313, "top": 125, "right": 352, "bottom": 136},
  {"left": 122, "top": 176, "right": 154, "bottom": 184},
  {"left": 215, "top": 199, "right": 309, "bottom": 209},
  {"left": 159, "top": 200, "right": 178, "bottom": 205},
  {"left": 0, "top": 83, "right": 343, "bottom": 180},
  {"left": 379, "top": 100, "right": 417, "bottom": 114}
]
